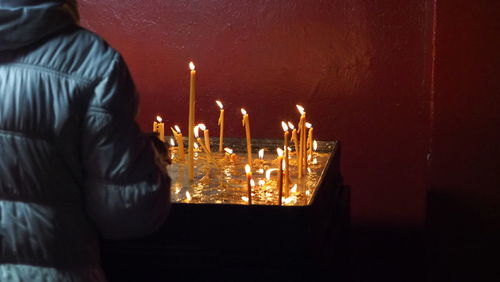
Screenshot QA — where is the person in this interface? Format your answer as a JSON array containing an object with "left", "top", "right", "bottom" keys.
[{"left": 0, "top": 0, "right": 171, "bottom": 281}]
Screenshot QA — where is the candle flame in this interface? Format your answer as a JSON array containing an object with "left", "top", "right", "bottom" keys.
[
  {"left": 174, "top": 125, "right": 181, "bottom": 133},
  {"left": 216, "top": 100, "right": 223, "bottom": 109},
  {"left": 241, "top": 108, "right": 247, "bottom": 115},
  {"left": 241, "top": 196, "right": 249, "bottom": 202},
  {"left": 305, "top": 122, "right": 312, "bottom": 129},
  {"left": 290, "top": 184, "right": 297, "bottom": 193},
  {"left": 281, "top": 121, "right": 288, "bottom": 132},
  {"left": 170, "top": 138, "right": 175, "bottom": 146},
  {"left": 258, "top": 148, "right": 264, "bottom": 159},
  {"left": 258, "top": 180, "right": 265, "bottom": 187},
  {"left": 287, "top": 121, "right": 295, "bottom": 130},
  {"left": 296, "top": 104, "right": 305, "bottom": 115},
  {"left": 313, "top": 140, "right": 318, "bottom": 151},
  {"left": 186, "top": 191, "right": 192, "bottom": 201},
  {"left": 306, "top": 190, "right": 311, "bottom": 196},
  {"left": 197, "top": 123, "right": 206, "bottom": 131},
  {"left": 265, "top": 168, "right": 278, "bottom": 180},
  {"left": 194, "top": 125, "right": 199, "bottom": 138},
  {"left": 276, "top": 147, "right": 284, "bottom": 157},
  {"left": 194, "top": 142, "right": 199, "bottom": 149},
  {"left": 257, "top": 168, "right": 264, "bottom": 174},
  {"left": 156, "top": 116, "right": 162, "bottom": 123},
  {"left": 189, "top": 61, "right": 195, "bottom": 71},
  {"left": 282, "top": 158, "right": 286, "bottom": 169},
  {"left": 250, "top": 179, "right": 256, "bottom": 187},
  {"left": 224, "top": 147, "right": 233, "bottom": 154},
  {"left": 245, "top": 164, "right": 252, "bottom": 175}
]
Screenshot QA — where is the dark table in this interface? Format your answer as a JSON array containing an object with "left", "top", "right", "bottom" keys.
[{"left": 101, "top": 140, "right": 349, "bottom": 282}]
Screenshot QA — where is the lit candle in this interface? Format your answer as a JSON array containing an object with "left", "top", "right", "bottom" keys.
[
  {"left": 296, "top": 105, "right": 306, "bottom": 178},
  {"left": 281, "top": 121, "right": 290, "bottom": 194},
  {"left": 188, "top": 61, "right": 197, "bottom": 182},
  {"left": 306, "top": 122, "right": 313, "bottom": 162},
  {"left": 197, "top": 123, "right": 211, "bottom": 152},
  {"left": 288, "top": 121, "right": 299, "bottom": 154},
  {"left": 241, "top": 108, "right": 252, "bottom": 166},
  {"left": 194, "top": 125, "right": 217, "bottom": 165},
  {"left": 216, "top": 100, "right": 224, "bottom": 153},
  {"left": 153, "top": 116, "right": 165, "bottom": 142},
  {"left": 245, "top": 164, "right": 252, "bottom": 205},
  {"left": 171, "top": 125, "right": 185, "bottom": 160},
  {"left": 276, "top": 148, "right": 284, "bottom": 206}
]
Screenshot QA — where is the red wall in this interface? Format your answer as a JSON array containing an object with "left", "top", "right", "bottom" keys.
[
  {"left": 79, "top": 0, "right": 430, "bottom": 228},
  {"left": 429, "top": 0, "right": 500, "bottom": 279}
]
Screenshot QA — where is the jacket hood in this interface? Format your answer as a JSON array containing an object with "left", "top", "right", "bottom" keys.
[{"left": 0, "top": 0, "right": 78, "bottom": 51}]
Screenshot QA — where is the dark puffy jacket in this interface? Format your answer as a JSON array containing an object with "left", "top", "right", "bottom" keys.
[{"left": 0, "top": 1, "right": 171, "bottom": 281}]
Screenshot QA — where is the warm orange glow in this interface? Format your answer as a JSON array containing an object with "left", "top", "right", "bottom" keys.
[
  {"left": 186, "top": 191, "right": 192, "bottom": 201},
  {"left": 281, "top": 121, "right": 288, "bottom": 131},
  {"left": 245, "top": 164, "right": 251, "bottom": 174},
  {"left": 189, "top": 61, "right": 195, "bottom": 71},
  {"left": 258, "top": 180, "right": 265, "bottom": 187},
  {"left": 156, "top": 116, "right": 162, "bottom": 123},
  {"left": 170, "top": 138, "right": 175, "bottom": 146},
  {"left": 305, "top": 122, "right": 312, "bottom": 128},
  {"left": 224, "top": 147, "right": 233, "bottom": 154},
  {"left": 194, "top": 142, "right": 199, "bottom": 149},
  {"left": 276, "top": 147, "right": 284, "bottom": 157},
  {"left": 287, "top": 121, "right": 295, "bottom": 130},
  {"left": 296, "top": 105, "right": 305, "bottom": 115},
  {"left": 241, "top": 108, "right": 247, "bottom": 115},
  {"left": 174, "top": 125, "right": 181, "bottom": 133},
  {"left": 216, "top": 100, "right": 223, "bottom": 109},
  {"left": 257, "top": 168, "right": 264, "bottom": 174},
  {"left": 258, "top": 148, "right": 265, "bottom": 159},
  {"left": 250, "top": 179, "right": 256, "bottom": 187},
  {"left": 198, "top": 123, "right": 206, "bottom": 131},
  {"left": 313, "top": 140, "right": 318, "bottom": 151},
  {"left": 290, "top": 184, "right": 297, "bottom": 193},
  {"left": 241, "top": 196, "right": 249, "bottom": 202}
]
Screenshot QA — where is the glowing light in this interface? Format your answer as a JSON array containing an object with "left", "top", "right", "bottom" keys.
[
  {"left": 186, "top": 191, "right": 192, "bottom": 201},
  {"left": 241, "top": 196, "right": 249, "bottom": 202},
  {"left": 305, "top": 122, "right": 312, "bottom": 128},
  {"left": 265, "top": 168, "right": 278, "bottom": 180},
  {"left": 306, "top": 190, "right": 311, "bottom": 196},
  {"left": 276, "top": 147, "right": 283, "bottom": 157},
  {"left": 258, "top": 148, "right": 265, "bottom": 159},
  {"left": 189, "top": 61, "right": 195, "bottom": 71},
  {"left": 241, "top": 108, "right": 247, "bottom": 115},
  {"left": 156, "top": 116, "right": 162, "bottom": 123},
  {"left": 170, "top": 138, "right": 175, "bottom": 146},
  {"left": 258, "top": 180, "right": 265, "bottom": 187},
  {"left": 194, "top": 125, "right": 199, "bottom": 138},
  {"left": 287, "top": 122, "right": 295, "bottom": 130},
  {"left": 281, "top": 121, "right": 288, "bottom": 131},
  {"left": 216, "top": 100, "right": 223, "bottom": 109},
  {"left": 245, "top": 164, "right": 251, "bottom": 174},
  {"left": 290, "top": 184, "right": 297, "bottom": 193},
  {"left": 197, "top": 123, "right": 206, "bottom": 131},
  {"left": 174, "top": 125, "right": 181, "bottom": 133},
  {"left": 224, "top": 148, "right": 233, "bottom": 154},
  {"left": 257, "top": 168, "right": 264, "bottom": 174},
  {"left": 250, "top": 179, "right": 256, "bottom": 187},
  {"left": 313, "top": 140, "right": 318, "bottom": 151},
  {"left": 194, "top": 142, "right": 199, "bottom": 149},
  {"left": 296, "top": 105, "right": 305, "bottom": 115}
]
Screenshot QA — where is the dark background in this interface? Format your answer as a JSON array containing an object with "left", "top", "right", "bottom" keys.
[{"left": 80, "top": 0, "right": 499, "bottom": 281}]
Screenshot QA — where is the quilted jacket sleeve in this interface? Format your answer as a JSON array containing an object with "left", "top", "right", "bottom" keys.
[{"left": 82, "top": 53, "right": 171, "bottom": 240}]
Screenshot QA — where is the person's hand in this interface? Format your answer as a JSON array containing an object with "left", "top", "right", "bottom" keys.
[{"left": 147, "top": 132, "right": 171, "bottom": 165}]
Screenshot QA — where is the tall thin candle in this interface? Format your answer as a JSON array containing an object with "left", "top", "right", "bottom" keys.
[
  {"left": 245, "top": 164, "right": 252, "bottom": 205},
  {"left": 241, "top": 108, "right": 252, "bottom": 166},
  {"left": 216, "top": 100, "right": 224, "bottom": 153},
  {"left": 296, "top": 105, "right": 306, "bottom": 178},
  {"left": 281, "top": 121, "right": 290, "bottom": 196},
  {"left": 188, "top": 62, "right": 196, "bottom": 181}
]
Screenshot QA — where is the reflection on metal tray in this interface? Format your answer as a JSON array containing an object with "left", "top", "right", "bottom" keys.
[{"left": 166, "top": 137, "right": 337, "bottom": 206}]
